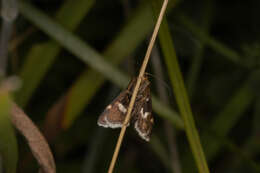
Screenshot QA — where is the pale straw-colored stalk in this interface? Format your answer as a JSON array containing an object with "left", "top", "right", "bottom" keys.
[{"left": 107, "top": 0, "right": 169, "bottom": 173}]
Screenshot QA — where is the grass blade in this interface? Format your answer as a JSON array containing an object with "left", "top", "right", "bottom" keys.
[
  {"left": 0, "top": 89, "right": 18, "bottom": 173},
  {"left": 16, "top": 0, "right": 95, "bottom": 106},
  {"left": 205, "top": 79, "right": 254, "bottom": 158},
  {"left": 152, "top": 0, "right": 209, "bottom": 172},
  {"left": 18, "top": 1, "right": 184, "bottom": 129},
  {"left": 182, "top": 77, "right": 255, "bottom": 172},
  {"left": 62, "top": 1, "right": 154, "bottom": 128},
  {"left": 176, "top": 13, "right": 243, "bottom": 66}
]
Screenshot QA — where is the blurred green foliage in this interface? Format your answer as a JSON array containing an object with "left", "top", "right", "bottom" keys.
[
  {"left": 0, "top": 0, "right": 259, "bottom": 172},
  {"left": 0, "top": 90, "right": 18, "bottom": 173}
]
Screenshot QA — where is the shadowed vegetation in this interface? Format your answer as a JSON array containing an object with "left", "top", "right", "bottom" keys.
[{"left": 0, "top": 0, "right": 260, "bottom": 172}]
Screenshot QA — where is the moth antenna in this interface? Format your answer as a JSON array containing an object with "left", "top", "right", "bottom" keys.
[
  {"left": 144, "top": 72, "right": 175, "bottom": 102},
  {"left": 145, "top": 72, "right": 169, "bottom": 88}
]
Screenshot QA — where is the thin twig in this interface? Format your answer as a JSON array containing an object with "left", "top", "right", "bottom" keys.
[{"left": 107, "top": 0, "right": 169, "bottom": 173}]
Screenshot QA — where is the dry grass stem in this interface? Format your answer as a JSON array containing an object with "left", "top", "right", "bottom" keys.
[{"left": 107, "top": 0, "right": 169, "bottom": 173}]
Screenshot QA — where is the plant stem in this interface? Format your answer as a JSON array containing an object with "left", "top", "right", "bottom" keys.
[{"left": 107, "top": 0, "right": 168, "bottom": 173}]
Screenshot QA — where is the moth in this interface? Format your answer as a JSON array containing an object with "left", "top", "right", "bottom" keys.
[{"left": 97, "top": 76, "right": 154, "bottom": 141}]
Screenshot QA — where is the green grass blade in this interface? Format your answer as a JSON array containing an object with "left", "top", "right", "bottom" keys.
[
  {"left": 150, "top": 135, "right": 171, "bottom": 171},
  {"left": 186, "top": 1, "right": 213, "bottom": 97},
  {"left": 19, "top": 1, "right": 127, "bottom": 86},
  {"left": 64, "top": 70, "right": 183, "bottom": 129},
  {"left": 0, "top": 90, "right": 18, "bottom": 173},
  {"left": 82, "top": 129, "right": 107, "bottom": 173},
  {"left": 205, "top": 80, "right": 254, "bottom": 158},
  {"left": 16, "top": 0, "right": 95, "bottom": 106},
  {"left": 18, "top": 1, "right": 184, "bottom": 129},
  {"left": 177, "top": 13, "right": 243, "bottom": 66},
  {"left": 152, "top": 1, "right": 210, "bottom": 172},
  {"left": 225, "top": 96, "right": 260, "bottom": 172},
  {"left": 62, "top": 1, "right": 155, "bottom": 128},
  {"left": 182, "top": 78, "right": 255, "bottom": 172}
]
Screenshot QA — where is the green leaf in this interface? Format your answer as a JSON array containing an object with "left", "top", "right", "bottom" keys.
[
  {"left": 152, "top": 0, "right": 210, "bottom": 172},
  {"left": 16, "top": 0, "right": 95, "bottom": 106},
  {"left": 0, "top": 90, "right": 18, "bottom": 173},
  {"left": 62, "top": 1, "right": 155, "bottom": 128},
  {"left": 18, "top": 1, "right": 184, "bottom": 130}
]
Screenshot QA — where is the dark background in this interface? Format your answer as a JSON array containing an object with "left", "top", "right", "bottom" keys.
[{"left": 2, "top": 0, "right": 260, "bottom": 172}]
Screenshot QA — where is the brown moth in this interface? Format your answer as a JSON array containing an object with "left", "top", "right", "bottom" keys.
[{"left": 97, "top": 76, "right": 153, "bottom": 141}]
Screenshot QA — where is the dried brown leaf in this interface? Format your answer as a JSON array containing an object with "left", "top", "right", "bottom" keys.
[{"left": 10, "top": 103, "right": 56, "bottom": 173}]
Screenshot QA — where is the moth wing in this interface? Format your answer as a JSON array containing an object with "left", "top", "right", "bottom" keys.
[
  {"left": 97, "top": 78, "right": 137, "bottom": 128},
  {"left": 134, "top": 85, "right": 153, "bottom": 142},
  {"left": 97, "top": 90, "right": 129, "bottom": 128}
]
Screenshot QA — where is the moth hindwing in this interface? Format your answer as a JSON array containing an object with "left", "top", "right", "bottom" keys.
[
  {"left": 133, "top": 77, "right": 153, "bottom": 142},
  {"left": 97, "top": 76, "right": 154, "bottom": 142}
]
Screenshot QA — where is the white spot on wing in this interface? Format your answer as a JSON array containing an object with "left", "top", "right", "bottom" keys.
[
  {"left": 98, "top": 103, "right": 129, "bottom": 129},
  {"left": 134, "top": 121, "right": 149, "bottom": 142},
  {"left": 117, "top": 103, "right": 127, "bottom": 113},
  {"left": 140, "top": 108, "right": 150, "bottom": 119},
  {"left": 106, "top": 104, "right": 112, "bottom": 109}
]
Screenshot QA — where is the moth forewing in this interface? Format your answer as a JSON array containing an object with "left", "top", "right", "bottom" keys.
[
  {"left": 133, "top": 82, "right": 153, "bottom": 142},
  {"left": 97, "top": 79, "right": 136, "bottom": 128},
  {"left": 97, "top": 76, "right": 154, "bottom": 142}
]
